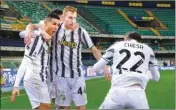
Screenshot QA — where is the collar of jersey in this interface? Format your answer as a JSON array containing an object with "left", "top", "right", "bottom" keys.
[{"left": 129, "top": 39, "right": 137, "bottom": 43}]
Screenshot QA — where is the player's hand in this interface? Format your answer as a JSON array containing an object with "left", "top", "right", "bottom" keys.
[
  {"left": 104, "top": 65, "right": 111, "bottom": 81},
  {"left": 11, "top": 87, "right": 20, "bottom": 103},
  {"left": 72, "top": 23, "right": 79, "bottom": 31},
  {"left": 40, "top": 29, "right": 52, "bottom": 42},
  {"left": 24, "top": 31, "right": 34, "bottom": 46}
]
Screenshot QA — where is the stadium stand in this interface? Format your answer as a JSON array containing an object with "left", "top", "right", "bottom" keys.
[
  {"left": 78, "top": 5, "right": 156, "bottom": 35},
  {"left": 1, "top": 1, "right": 175, "bottom": 63},
  {"left": 5, "top": 1, "right": 50, "bottom": 23},
  {"left": 151, "top": 9, "right": 175, "bottom": 36},
  {"left": 45, "top": 2, "right": 99, "bottom": 33},
  {"left": 0, "top": 37, "right": 24, "bottom": 47}
]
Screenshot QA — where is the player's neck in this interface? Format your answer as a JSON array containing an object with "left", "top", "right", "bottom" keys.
[{"left": 63, "top": 24, "right": 73, "bottom": 31}]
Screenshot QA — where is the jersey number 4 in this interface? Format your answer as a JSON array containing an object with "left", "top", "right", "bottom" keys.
[
  {"left": 116, "top": 49, "right": 145, "bottom": 74},
  {"left": 78, "top": 87, "right": 86, "bottom": 95}
]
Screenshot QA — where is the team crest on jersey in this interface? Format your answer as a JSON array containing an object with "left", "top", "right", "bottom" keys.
[{"left": 58, "top": 40, "right": 77, "bottom": 48}]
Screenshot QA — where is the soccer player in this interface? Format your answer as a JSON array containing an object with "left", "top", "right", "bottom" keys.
[
  {"left": 20, "top": 9, "right": 63, "bottom": 108},
  {"left": 89, "top": 32, "right": 160, "bottom": 109},
  {"left": 52, "top": 6, "right": 107, "bottom": 109},
  {"left": 23, "top": 6, "right": 110, "bottom": 109},
  {"left": 11, "top": 12, "right": 61, "bottom": 109},
  {"left": 21, "top": 9, "right": 80, "bottom": 109}
]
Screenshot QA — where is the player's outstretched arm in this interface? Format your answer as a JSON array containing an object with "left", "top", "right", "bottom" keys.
[
  {"left": 149, "top": 55, "right": 160, "bottom": 81},
  {"left": 90, "top": 46, "right": 102, "bottom": 61},
  {"left": 90, "top": 46, "right": 111, "bottom": 81}
]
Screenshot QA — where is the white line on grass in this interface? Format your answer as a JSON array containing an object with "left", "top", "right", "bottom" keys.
[
  {"left": 1, "top": 77, "right": 106, "bottom": 99},
  {"left": 1, "top": 94, "right": 26, "bottom": 99},
  {"left": 86, "top": 79, "right": 106, "bottom": 84}
]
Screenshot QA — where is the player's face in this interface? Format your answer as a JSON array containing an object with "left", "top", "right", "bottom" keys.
[
  {"left": 45, "top": 18, "right": 60, "bottom": 36},
  {"left": 63, "top": 11, "right": 77, "bottom": 29}
]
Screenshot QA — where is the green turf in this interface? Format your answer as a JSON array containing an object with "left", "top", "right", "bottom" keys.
[
  {"left": 146, "top": 70, "right": 175, "bottom": 109},
  {"left": 1, "top": 70, "right": 175, "bottom": 109}
]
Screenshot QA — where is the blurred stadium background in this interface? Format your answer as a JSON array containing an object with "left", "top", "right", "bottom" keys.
[{"left": 0, "top": 0, "right": 175, "bottom": 109}]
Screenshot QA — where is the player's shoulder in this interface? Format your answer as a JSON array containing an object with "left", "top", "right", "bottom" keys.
[
  {"left": 79, "top": 26, "right": 86, "bottom": 32},
  {"left": 114, "top": 40, "right": 127, "bottom": 46},
  {"left": 109, "top": 40, "right": 124, "bottom": 48},
  {"left": 141, "top": 42, "right": 152, "bottom": 50},
  {"left": 140, "top": 42, "right": 154, "bottom": 54}
]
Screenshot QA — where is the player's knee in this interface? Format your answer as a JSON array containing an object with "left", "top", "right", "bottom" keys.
[
  {"left": 45, "top": 104, "right": 52, "bottom": 109},
  {"left": 39, "top": 103, "right": 51, "bottom": 109},
  {"left": 76, "top": 105, "right": 86, "bottom": 110},
  {"left": 59, "top": 106, "right": 65, "bottom": 109}
]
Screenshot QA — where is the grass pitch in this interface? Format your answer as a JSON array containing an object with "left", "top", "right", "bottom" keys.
[{"left": 1, "top": 70, "right": 175, "bottom": 109}]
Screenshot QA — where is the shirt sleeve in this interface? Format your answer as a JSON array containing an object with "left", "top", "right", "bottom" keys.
[
  {"left": 14, "top": 58, "right": 32, "bottom": 87},
  {"left": 24, "top": 31, "right": 43, "bottom": 60},
  {"left": 81, "top": 28, "right": 94, "bottom": 49},
  {"left": 19, "top": 31, "right": 26, "bottom": 38},
  {"left": 102, "top": 45, "right": 114, "bottom": 62},
  {"left": 93, "top": 46, "right": 115, "bottom": 71},
  {"left": 148, "top": 49, "right": 160, "bottom": 81},
  {"left": 19, "top": 30, "right": 40, "bottom": 38}
]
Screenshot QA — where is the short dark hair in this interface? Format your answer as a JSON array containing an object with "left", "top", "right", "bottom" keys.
[
  {"left": 126, "top": 32, "right": 142, "bottom": 42},
  {"left": 46, "top": 9, "right": 63, "bottom": 20},
  {"left": 51, "top": 9, "right": 63, "bottom": 16}
]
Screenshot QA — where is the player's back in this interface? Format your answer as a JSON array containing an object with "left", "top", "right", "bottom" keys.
[{"left": 110, "top": 40, "right": 154, "bottom": 89}]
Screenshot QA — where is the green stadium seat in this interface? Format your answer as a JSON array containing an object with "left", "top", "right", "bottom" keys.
[
  {"left": 151, "top": 9, "right": 175, "bottom": 36},
  {"left": 82, "top": 5, "right": 155, "bottom": 36},
  {"left": 45, "top": 2, "right": 99, "bottom": 33},
  {"left": 6, "top": 1, "right": 50, "bottom": 23}
]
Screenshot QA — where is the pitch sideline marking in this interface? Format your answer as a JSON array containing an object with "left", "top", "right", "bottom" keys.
[{"left": 1, "top": 78, "right": 106, "bottom": 99}]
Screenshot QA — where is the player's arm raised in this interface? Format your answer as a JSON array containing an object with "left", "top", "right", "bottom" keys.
[
  {"left": 24, "top": 23, "right": 41, "bottom": 45},
  {"left": 22, "top": 21, "right": 50, "bottom": 45}
]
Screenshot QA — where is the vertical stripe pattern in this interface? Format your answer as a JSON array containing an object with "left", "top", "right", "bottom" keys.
[
  {"left": 29, "top": 36, "right": 40, "bottom": 56},
  {"left": 40, "top": 47, "right": 45, "bottom": 82},
  {"left": 82, "top": 32, "right": 89, "bottom": 48},
  {"left": 77, "top": 28, "right": 82, "bottom": 77},
  {"left": 49, "top": 38, "right": 54, "bottom": 81},
  {"left": 61, "top": 30, "right": 66, "bottom": 77},
  {"left": 70, "top": 31, "right": 74, "bottom": 78},
  {"left": 55, "top": 24, "right": 62, "bottom": 75}
]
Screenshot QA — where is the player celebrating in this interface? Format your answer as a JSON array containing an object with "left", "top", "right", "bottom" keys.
[
  {"left": 52, "top": 6, "right": 106, "bottom": 109},
  {"left": 20, "top": 9, "right": 64, "bottom": 109},
  {"left": 11, "top": 12, "right": 61, "bottom": 109},
  {"left": 90, "top": 32, "right": 160, "bottom": 109},
  {"left": 23, "top": 6, "right": 110, "bottom": 109}
]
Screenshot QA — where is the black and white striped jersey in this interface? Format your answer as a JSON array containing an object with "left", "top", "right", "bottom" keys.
[
  {"left": 50, "top": 23, "right": 94, "bottom": 78},
  {"left": 20, "top": 30, "right": 50, "bottom": 82}
]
